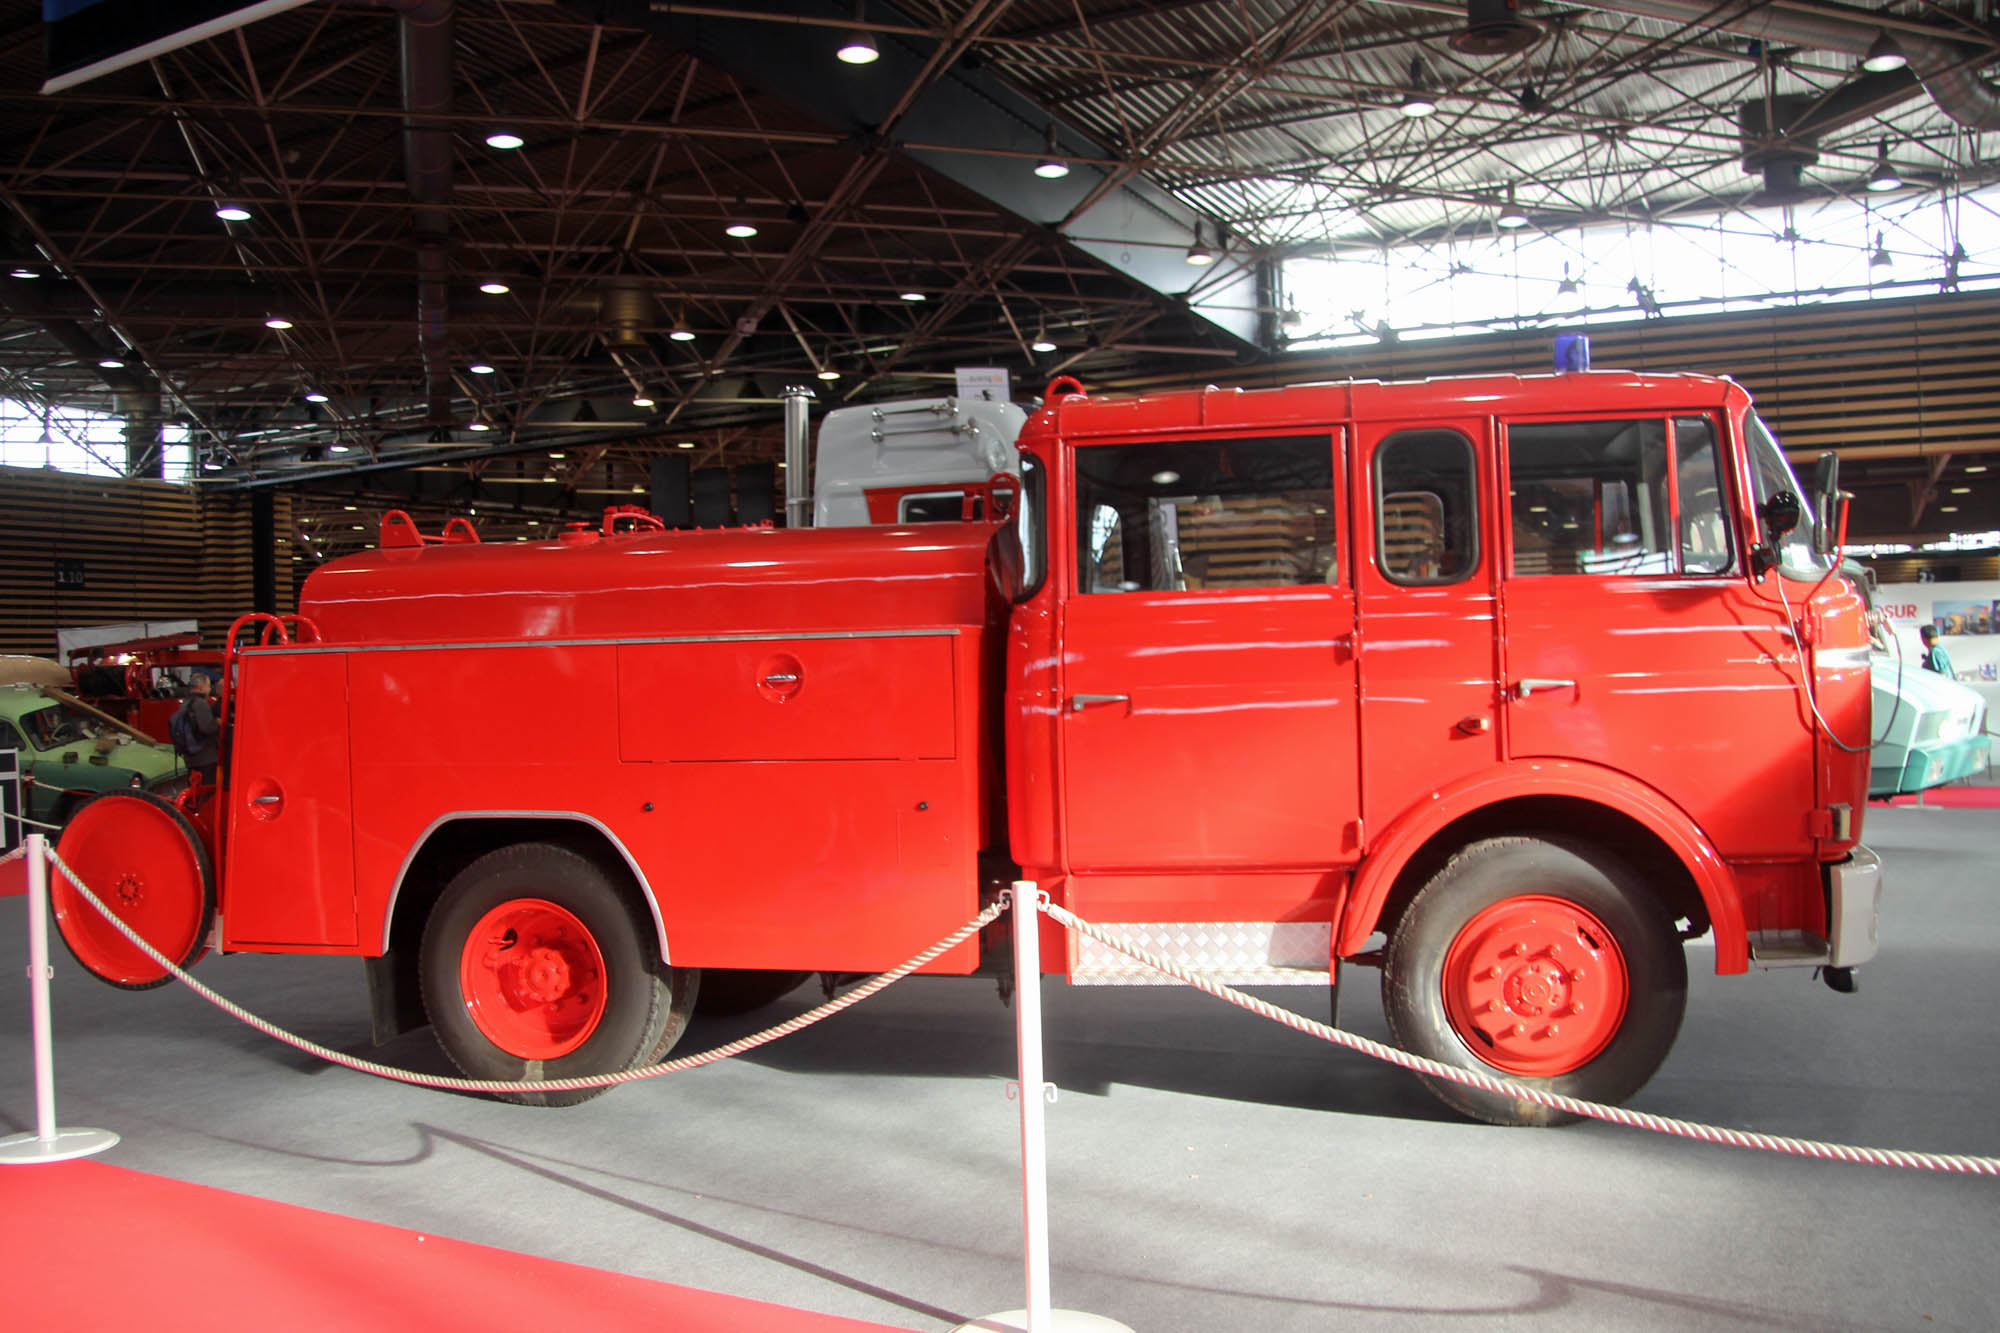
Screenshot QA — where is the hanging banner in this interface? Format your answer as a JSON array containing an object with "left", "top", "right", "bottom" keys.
[{"left": 43, "top": 0, "right": 313, "bottom": 94}]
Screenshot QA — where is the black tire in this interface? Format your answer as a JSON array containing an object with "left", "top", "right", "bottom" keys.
[
  {"left": 693, "top": 968, "right": 812, "bottom": 1017},
  {"left": 1382, "top": 835, "right": 1686, "bottom": 1127},
  {"left": 419, "top": 842, "right": 698, "bottom": 1106}
]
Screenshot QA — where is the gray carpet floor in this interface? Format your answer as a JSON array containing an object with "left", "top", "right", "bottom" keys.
[{"left": 3, "top": 803, "right": 1998, "bottom": 1331}]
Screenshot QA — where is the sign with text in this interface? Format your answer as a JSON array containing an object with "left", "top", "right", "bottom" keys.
[{"left": 954, "top": 366, "right": 1010, "bottom": 404}]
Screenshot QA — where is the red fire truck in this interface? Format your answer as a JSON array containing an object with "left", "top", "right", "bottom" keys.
[{"left": 51, "top": 370, "right": 1879, "bottom": 1125}]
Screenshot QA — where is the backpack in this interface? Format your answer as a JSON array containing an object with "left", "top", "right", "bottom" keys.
[{"left": 169, "top": 703, "right": 200, "bottom": 758}]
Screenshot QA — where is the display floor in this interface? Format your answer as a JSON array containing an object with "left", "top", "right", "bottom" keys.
[{"left": 3, "top": 804, "right": 1998, "bottom": 1331}]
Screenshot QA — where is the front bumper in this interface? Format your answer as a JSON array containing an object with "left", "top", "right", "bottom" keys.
[{"left": 1826, "top": 844, "right": 1882, "bottom": 969}]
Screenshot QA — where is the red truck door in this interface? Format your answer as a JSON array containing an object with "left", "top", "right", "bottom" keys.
[
  {"left": 1353, "top": 421, "right": 1503, "bottom": 820},
  {"left": 1057, "top": 430, "right": 1358, "bottom": 870},
  {"left": 1497, "top": 412, "right": 1815, "bottom": 858}
]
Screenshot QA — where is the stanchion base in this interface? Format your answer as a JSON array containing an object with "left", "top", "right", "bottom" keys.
[
  {"left": 953, "top": 1311, "right": 1135, "bottom": 1332},
  {"left": 0, "top": 1126, "right": 119, "bottom": 1165}
]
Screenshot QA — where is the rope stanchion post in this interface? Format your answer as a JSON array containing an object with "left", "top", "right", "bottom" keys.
[
  {"left": 0, "top": 833, "right": 118, "bottom": 1165},
  {"left": 955, "top": 885, "right": 1133, "bottom": 1333}
]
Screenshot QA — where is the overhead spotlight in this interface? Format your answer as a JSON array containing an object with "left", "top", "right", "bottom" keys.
[
  {"left": 479, "top": 280, "right": 511, "bottom": 295},
  {"left": 484, "top": 130, "right": 525, "bottom": 150},
  {"left": 264, "top": 315, "right": 293, "bottom": 329},
  {"left": 1557, "top": 262, "right": 1580, "bottom": 295},
  {"left": 214, "top": 204, "right": 252, "bottom": 222},
  {"left": 1861, "top": 30, "right": 1907, "bottom": 74},
  {"left": 899, "top": 290, "right": 926, "bottom": 302},
  {"left": 816, "top": 367, "right": 841, "bottom": 381},
  {"left": 1871, "top": 230, "right": 1892, "bottom": 268},
  {"left": 725, "top": 222, "right": 759, "bottom": 239},
  {"left": 1496, "top": 186, "right": 1528, "bottom": 229},
  {"left": 1034, "top": 124, "right": 1070, "bottom": 179},
  {"left": 468, "top": 361, "right": 496, "bottom": 375},
  {"left": 1031, "top": 324, "right": 1057, "bottom": 353},
  {"left": 1399, "top": 56, "right": 1437, "bottom": 118},
  {"left": 468, "top": 420, "right": 491, "bottom": 432},
  {"left": 837, "top": 3, "right": 878, "bottom": 64},
  {"left": 676, "top": 440, "right": 696, "bottom": 449},
  {"left": 8, "top": 266, "right": 37, "bottom": 278},
  {"left": 1517, "top": 84, "right": 1544, "bottom": 113},
  {"left": 1280, "top": 308, "right": 1303, "bottom": 327},
  {"left": 98, "top": 357, "right": 125, "bottom": 369},
  {"left": 304, "top": 391, "right": 329, "bottom": 403},
  {"left": 633, "top": 394, "right": 655, "bottom": 407},
  {"left": 1451, "top": 0, "right": 1543, "bottom": 57},
  {"left": 1866, "top": 140, "right": 1902, "bottom": 193},
  {"left": 1185, "top": 222, "right": 1216, "bottom": 266},
  {"left": 668, "top": 322, "right": 696, "bottom": 341}
]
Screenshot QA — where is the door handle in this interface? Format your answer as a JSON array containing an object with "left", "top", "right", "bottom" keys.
[
  {"left": 1513, "top": 678, "right": 1578, "bottom": 700},
  {"left": 1069, "top": 693, "right": 1131, "bottom": 713}
]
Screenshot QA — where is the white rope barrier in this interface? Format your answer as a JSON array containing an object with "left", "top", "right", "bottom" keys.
[
  {"left": 1041, "top": 900, "right": 2000, "bottom": 1176},
  {"left": 43, "top": 845, "right": 1003, "bottom": 1096}
]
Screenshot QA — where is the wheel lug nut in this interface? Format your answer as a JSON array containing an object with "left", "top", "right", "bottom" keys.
[
  {"left": 1541, "top": 1024, "right": 1560, "bottom": 1039},
  {"left": 1510, "top": 1023, "right": 1525, "bottom": 1037}
]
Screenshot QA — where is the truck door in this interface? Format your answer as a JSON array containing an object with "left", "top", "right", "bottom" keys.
[
  {"left": 1057, "top": 431, "right": 1358, "bottom": 870},
  {"left": 1353, "top": 422, "right": 1502, "bottom": 820},
  {"left": 1498, "top": 413, "right": 1814, "bottom": 858}
]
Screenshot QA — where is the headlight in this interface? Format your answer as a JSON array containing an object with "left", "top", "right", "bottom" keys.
[{"left": 1915, "top": 712, "right": 1947, "bottom": 746}]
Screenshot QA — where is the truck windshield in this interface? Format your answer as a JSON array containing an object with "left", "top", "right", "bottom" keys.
[{"left": 1745, "top": 412, "right": 1828, "bottom": 577}]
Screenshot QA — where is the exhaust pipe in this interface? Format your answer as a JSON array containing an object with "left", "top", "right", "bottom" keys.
[{"left": 782, "top": 384, "right": 812, "bottom": 528}]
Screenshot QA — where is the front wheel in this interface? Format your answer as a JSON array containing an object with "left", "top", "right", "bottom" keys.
[
  {"left": 1382, "top": 836, "right": 1686, "bottom": 1127},
  {"left": 419, "top": 842, "right": 698, "bottom": 1106}
]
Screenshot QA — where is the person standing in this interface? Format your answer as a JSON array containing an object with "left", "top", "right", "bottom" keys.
[
  {"left": 1919, "top": 624, "right": 1955, "bottom": 677},
  {"left": 178, "top": 671, "right": 221, "bottom": 786}
]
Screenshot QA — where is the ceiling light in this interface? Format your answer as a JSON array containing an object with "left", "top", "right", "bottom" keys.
[
  {"left": 468, "top": 420, "right": 490, "bottom": 432},
  {"left": 1035, "top": 124, "right": 1070, "bottom": 179},
  {"left": 468, "top": 362, "right": 495, "bottom": 375},
  {"left": 214, "top": 204, "right": 252, "bottom": 222},
  {"left": 837, "top": 30, "right": 879, "bottom": 64},
  {"left": 677, "top": 440, "right": 695, "bottom": 449},
  {"left": 1399, "top": 56, "right": 1436, "bottom": 118},
  {"left": 304, "top": 391, "right": 329, "bottom": 403},
  {"left": 1151, "top": 470, "right": 1181, "bottom": 486},
  {"left": 1951, "top": 486, "right": 1972, "bottom": 494},
  {"left": 329, "top": 444, "right": 351, "bottom": 455},
  {"left": 1967, "top": 465, "right": 1989, "bottom": 474},
  {"left": 1031, "top": 334, "right": 1057, "bottom": 353},
  {"left": 1496, "top": 186, "right": 1528, "bottom": 230},
  {"left": 1941, "top": 506, "right": 1960, "bottom": 513},
  {"left": 668, "top": 322, "right": 696, "bottom": 341},
  {"left": 98, "top": 357, "right": 124, "bottom": 369},
  {"left": 725, "top": 222, "right": 759, "bottom": 239},
  {"left": 816, "top": 368, "right": 840, "bottom": 381},
  {"left": 900, "top": 291, "right": 926, "bottom": 302},
  {"left": 1866, "top": 140, "right": 1902, "bottom": 193},
  {"left": 632, "top": 395, "right": 655, "bottom": 407},
  {"left": 264, "top": 316, "right": 293, "bottom": 329},
  {"left": 479, "top": 280, "right": 510, "bottom": 295},
  {"left": 485, "top": 130, "right": 525, "bottom": 150},
  {"left": 1557, "top": 261, "right": 1580, "bottom": 295},
  {"left": 1185, "top": 222, "right": 1216, "bottom": 266},
  {"left": 8, "top": 267, "right": 37, "bottom": 278},
  {"left": 343, "top": 504, "right": 358, "bottom": 511},
  {"left": 548, "top": 452, "right": 565, "bottom": 459},
  {"left": 1871, "top": 230, "right": 1892, "bottom": 268},
  {"left": 1861, "top": 31, "right": 1907, "bottom": 74}
]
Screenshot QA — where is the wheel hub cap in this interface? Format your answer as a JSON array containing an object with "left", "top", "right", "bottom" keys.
[
  {"left": 1441, "top": 895, "right": 1629, "bottom": 1077},
  {"left": 459, "top": 898, "right": 608, "bottom": 1060}
]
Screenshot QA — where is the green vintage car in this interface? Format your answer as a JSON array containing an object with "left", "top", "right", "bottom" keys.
[
  {"left": 1869, "top": 653, "right": 1992, "bottom": 798},
  {"left": 0, "top": 682, "right": 189, "bottom": 834}
]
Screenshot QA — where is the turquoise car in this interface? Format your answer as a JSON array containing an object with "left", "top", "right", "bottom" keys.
[
  {"left": 0, "top": 682, "right": 188, "bottom": 834},
  {"left": 1869, "top": 653, "right": 1991, "bottom": 797}
]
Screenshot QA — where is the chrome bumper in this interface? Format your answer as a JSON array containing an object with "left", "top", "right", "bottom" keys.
[{"left": 1826, "top": 844, "right": 1882, "bottom": 969}]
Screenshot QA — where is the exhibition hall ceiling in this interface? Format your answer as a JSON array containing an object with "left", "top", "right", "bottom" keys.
[{"left": 0, "top": 0, "right": 1993, "bottom": 547}]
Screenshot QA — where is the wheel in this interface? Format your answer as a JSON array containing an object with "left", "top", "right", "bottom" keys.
[
  {"left": 1382, "top": 836, "right": 1686, "bottom": 1127},
  {"left": 693, "top": 969, "right": 811, "bottom": 1017},
  {"left": 419, "top": 842, "right": 698, "bottom": 1106},
  {"left": 51, "top": 790, "right": 215, "bottom": 990}
]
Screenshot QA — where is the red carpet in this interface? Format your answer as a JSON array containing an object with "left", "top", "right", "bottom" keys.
[
  {"left": 0, "top": 853, "right": 20, "bottom": 897},
  {"left": 1881, "top": 785, "right": 2000, "bottom": 809},
  {"left": 0, "top": 1159, "right": 915, "bottom": 1333}
]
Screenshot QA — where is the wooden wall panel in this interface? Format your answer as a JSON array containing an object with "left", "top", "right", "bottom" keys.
[{"left": 0, "top": 468, "right": 294, "bottom": 657}]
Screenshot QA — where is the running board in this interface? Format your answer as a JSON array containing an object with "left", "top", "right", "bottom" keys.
[
  {"left": 1069, "top": 920, "right": 1332, "bottom": 987},
  {"left": 1746, "top": 929, "right": 1831, "bottom": 968}
]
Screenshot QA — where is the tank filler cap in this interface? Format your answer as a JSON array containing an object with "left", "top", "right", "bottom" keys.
[{"left": 559, "top": 523, "right": 599, "bottom": 547}]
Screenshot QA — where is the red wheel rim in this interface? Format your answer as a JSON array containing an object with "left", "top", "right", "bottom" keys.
[
  {"left": 458, "top": 898, "right": 608, "bottom": 1059},
  {"left": 52, "top": 793, "right": 211, "bottom": 986},
  {"left": 1440, "top": 894, "right": 1629, "bottom": 1078}
]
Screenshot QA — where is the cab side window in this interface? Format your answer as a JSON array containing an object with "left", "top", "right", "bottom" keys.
[
  {"left": 1506, "top": 416, "right": 1730, "bottom": 577},
  {"left": 1374, "top": 429, "right": 1478, "bottom": 584},
  {"left": 1074, "top": 435, "right": 1335, "bottom": 593}
]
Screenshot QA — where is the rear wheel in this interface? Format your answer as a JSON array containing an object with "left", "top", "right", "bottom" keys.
[
  {"left": 693, "top": 969, "right": 812, "bottom": 1017},
  {"left": 1382, "top": 836, "right": 1685, "bottom": 1127},
  {"left": 51, "top": 790, "right": 214, "bottom": 990},
  {"left": 419, "top": 842, "right": 697, "bottom": 1106}
]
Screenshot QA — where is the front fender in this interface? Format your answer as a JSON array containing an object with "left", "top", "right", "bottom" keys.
[{"left": 1340, "top": 759, "right": 1746, "bottom": 973}]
